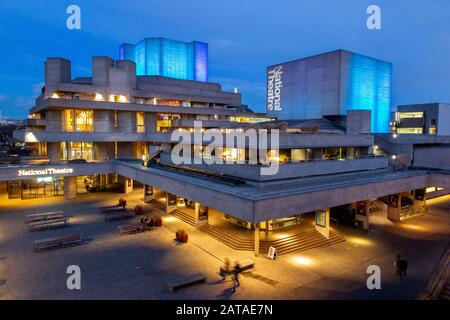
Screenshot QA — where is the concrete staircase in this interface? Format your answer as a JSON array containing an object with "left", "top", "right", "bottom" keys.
[
  {"left": 200, "top": 224, "right": 345, "bottom": 256},
  {"left": 200, "top": 224, "right": 255, "bottom": 251},
  {"left": 147, "top": 199, "right": 196, "bottom": 227},
  {"left": 147, "top": 200, "right": 346, "bottom": 255},
  {"left": 259, "top": 230, "right": 345, "bottom": 256},
  {"left": 438, "top": 279, "right": 450, "bottom": 300}
]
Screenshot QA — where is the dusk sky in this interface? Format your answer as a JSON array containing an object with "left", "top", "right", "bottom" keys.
[{"left": 0, "top": 0, "right": 449, "bottom": 118}]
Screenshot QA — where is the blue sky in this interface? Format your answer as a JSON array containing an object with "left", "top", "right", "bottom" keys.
[{"left": 0, "top": 0, "right": 449, "bottom": 118}]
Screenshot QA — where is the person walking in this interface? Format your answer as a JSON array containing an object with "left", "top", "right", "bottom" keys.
[
  {"left": 395, "top": 254, "right": 408, "bottom": 279},
  {"left": 221, "top": 258, "right": 231, "bottom": 281},
  {"left": 232, "top": 263, "right": 241, "bottom": 293}
]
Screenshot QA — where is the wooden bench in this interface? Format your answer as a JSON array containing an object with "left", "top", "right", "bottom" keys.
[
  {"left": 104, "top": 210, "right": 135, "bottom": 221},
  {"left": 28, "top": 217, "right": 70, "bottom": 231},
  {"left": 118, "top": 223, "right": 152, "bottom": 235},
  {"left": 33, "top": 232, "right": 81, "bottom": 252},
  {"left": 99, "top": 205, "right": 126, "bottom": 214},
  {"left": 166, "top": 273, "right": 207, "bottom": 293},
  {"left": 26, "top": 211, "right": 64, "bottom": 223}
]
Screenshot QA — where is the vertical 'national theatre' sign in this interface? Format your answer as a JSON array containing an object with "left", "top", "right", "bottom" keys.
[{"left": 267, "top": 65, "right": 283, "bottom": 112}]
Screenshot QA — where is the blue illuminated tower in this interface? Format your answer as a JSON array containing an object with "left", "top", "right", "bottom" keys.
[
  {"left": 119, "top": 37, "right": 208, "bottom": 82},
  {"left": 266, "top": 50, "right": 392, "bottom": 133}
]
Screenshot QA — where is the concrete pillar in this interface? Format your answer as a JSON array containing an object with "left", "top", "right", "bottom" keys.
[
  {"left": 254, "top": 223, "right": 260, "bottom": 257},
  {"left": 315, "top": 209, "right": 330, "bottom": 239},
  {"left": 194, "top": 202, "right": 200, "bottom": 227},
  {"left": 355, "top": 201, "right": 370, "bottom": 231},
  {"left": 64, "top": 176, "right": 77, "bottom": 200},
  {"left": 144, "top": 185, "right": 154, "bottom": 202},
  {"left": 124, "top": 178, "right": 133, "bottom": 194},
  {"left": 387, "top": 194, "right": 402, "bottom": 221},
  {"left": 165, "top": 192, "right": 177, "bottom": 213},
  {"left": 414, "top": 188, "right": 427, "bottom": 215},
  {"left": 265, "top": 220, "right": 270, "bottom": 239}
]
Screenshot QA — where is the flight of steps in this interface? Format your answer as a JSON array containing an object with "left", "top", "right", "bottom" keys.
[
  {"left": 259, "top": 230, "right": 345, "bottom": 256},
  {"left": 200, "top": 224, "right": 255, "bottom": 251},
  {"left": 147, "top": 200, "right": 196, "bottom": 226},
  {"left": 200, "top": 224, "right": 345, "bottom": 256},
  {"left": 438, "top": 279, "right": 450, "bottom": 300}
]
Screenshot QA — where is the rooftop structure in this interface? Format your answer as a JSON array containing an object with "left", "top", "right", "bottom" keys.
[
  {"left": 266, "top": 50, "right": 392, "bottom": 133},
  {"left": 119, "top": 37, "right": 208, "bottom": 81}
]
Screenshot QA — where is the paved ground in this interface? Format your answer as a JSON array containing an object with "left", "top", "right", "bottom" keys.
[{"left": 0, "top": 190, "right": 448, "bottom": 300}]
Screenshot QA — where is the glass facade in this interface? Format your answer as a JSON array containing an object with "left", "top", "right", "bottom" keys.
[
  {"left": 119, "top": 38, "right": 208, "bottom": 81},
  {"left": 61, "top": 142, "right": 93, "bottom": 160},
  {"left": 63, "top": 109, "right": 93, "bottom": 132}
]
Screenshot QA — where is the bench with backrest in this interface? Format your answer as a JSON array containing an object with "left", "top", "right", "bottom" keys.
[
  {"left": 26, "top": 211, "right": 64, "bottom": 223},
  {"left": 118, "top": 222, "right": 152, "bottom": 235},
  {"left": 33, "top": 232, "right": 81, "bottom": 252},
  {"left": 28, "top": 217, "right": 70, "bottom": 231},
  {"left": 104, "top": 210, "right": 135, "bottom": 221},
  {"left": 166, "top": 273, "right": 207, "bottom": 292},
  {"left": 98, "top": 200, "right": 127, "bottom": 214}
]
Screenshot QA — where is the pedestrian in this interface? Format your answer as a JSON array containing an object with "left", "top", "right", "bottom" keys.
[
  {"left": 232, "top": 263, "right": 241, "bottom": 293},
  {"left": 395, "top": 255, "right": 408, "bottom": 279},
  {"left": 221, "top": 258, "right": 230, "bottom": 281}
]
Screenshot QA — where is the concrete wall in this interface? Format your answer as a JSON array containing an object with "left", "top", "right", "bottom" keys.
[
  {"left": 346, "top": 110, "right": 371, "bottom": 134},
  {"left": 161, "top": 153, "right": 389, "bottom": 181},
  {"left": 414, "top": 146, "right": 450, "bottom": 169},
  {"left": 438, "top": 104, "right": 450, "bottom": 136},
  {"left": 93, "top": 110, "right": 114, "bottom": 132},
  {"left": 46, "top": 110, "right": 62, "bottom": 132}
]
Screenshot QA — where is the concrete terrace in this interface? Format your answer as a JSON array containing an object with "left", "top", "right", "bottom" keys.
[{"left": 0, "top": 190, "right": 448, "bottom": 300}]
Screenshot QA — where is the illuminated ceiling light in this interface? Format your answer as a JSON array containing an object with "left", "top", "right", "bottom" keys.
[
  {"left": 25, "top": 132, "right": 39, "bottom": 143},
  {"left": 51, "top": 93, "right": 60, "bottom": 99},
  {"left": 94, "top": 93, "right": 104, "bottom": 101},
  {"left": 118, "top": 95, "right": 128, "bottom": 103}
]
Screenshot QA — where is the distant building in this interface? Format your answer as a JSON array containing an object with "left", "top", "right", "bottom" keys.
[
  {"left": 391, "top": 103, "right": 450, "bottom": 136},
  {"left": 119, "top": 37, "right": 208, "bottom": 82},
  {"left": 266, "top": 50, "right": 392, "bottom": 133}
]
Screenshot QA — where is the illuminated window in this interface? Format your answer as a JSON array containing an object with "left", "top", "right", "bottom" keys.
[
  {"left": 397, "top": 112, "right": 424, "bottom": 119},
  {"left": 157, "top": 113, "right": 180, "bottom": 132},
  {"left": 396, "top": 128, "right": 423, "bottom": 134},
  {"left": 63, "top": 109, "right": 93, "bottom": 132},
  {"left": 61, "top": 142, "right": 93, "bottom": 160},
  {"left": 109, "top": 95, "right": 128, "bottom": 103},
  {"left": 429, "top": 127, "right": 436, "bottom": 134},
  {"left": 136, "top": 112, "right": 145, "bottom": 133}
]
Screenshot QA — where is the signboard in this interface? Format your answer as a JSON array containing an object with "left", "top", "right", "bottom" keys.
[
  {"left": 18, "top": 168, "right": 73, "bottom": 177},
  {"left": 144, "top": 185, "right": 154, "bottom": 196},
  {"left": 316, "top": 209, "right": 327, "bottom": 227},
  {"left": 267, "top": 65, "right": 283, "bottom": 112},
  {"left": 356, "top": 201, "right": 367, "bottom": 216},
  {"left": 388, "top": 195, "right": 398, "bottom": 207},
  {"left": 267, "top": 246, "right": 277, "bottom": 260},
  {"left": 157, "top": 99, "right": 181, "bottom": 107},
  {"left": 167, "top": 193, "right": 177, "bottom": 206}
]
